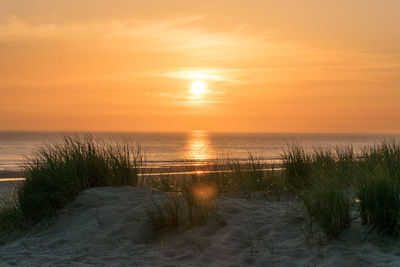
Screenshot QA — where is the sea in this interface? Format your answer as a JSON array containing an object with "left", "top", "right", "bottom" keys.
[{"left": 1, "top": 131, "right": 400, "bottom": 175}]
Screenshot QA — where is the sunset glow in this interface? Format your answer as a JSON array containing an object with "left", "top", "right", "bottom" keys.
[
  {"left": 2, "top": 2, "right": 400, "bottom": 265},
  {"left": 0, "top": 1, "right": 400, "bottom": 133},
  {"left": 186, "top": 131, "right": 215, "bottom": 161},
  {"left": 189, "top": 81, "right": 207, "bottom": 97}
]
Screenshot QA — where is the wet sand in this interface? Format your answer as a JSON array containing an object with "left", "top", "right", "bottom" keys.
[
  {"left": 0, "top": 163, "right": 281, "bottom": 178},
  {"left": 0, "top": 170, "right": 23, "bottom": 179}
]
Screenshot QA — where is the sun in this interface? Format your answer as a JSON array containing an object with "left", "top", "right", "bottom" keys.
[{"left": 189, "top": 81, "right": 206, "bottom": 97}]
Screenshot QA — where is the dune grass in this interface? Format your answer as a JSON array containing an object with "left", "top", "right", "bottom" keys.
[
  {"left": 354, "top": 142, "right": 400, "bottom": 235},
  {"left": 147, "top": 156, "right": 285, "bottom": 200},
  {"left": 283, "top": 141, "right": 400, "bottom": 238},
  {"left": 145, "top": 156, "right": 284, "bottom": 232},
  {"left": 282, "top": 144, "right": 358, "bottom": 237},
  {"left": 0, "top": 192, "right": 26, "bottom": 235},
  {"left": 0, "top": 135, "right": 142, "bottom": 232},
  {"left": 281, "top": 144, "right": 314, "bottom": 190},
  {"left": 301, "top": 177, "right": 351, "bottom": 238},
  {"left": 3, "top": 135, "right": 400, "bottom": 241},
  {"left": 146, "top": 181, "right": 218, "bottom": 232},
  {"left": 213, "top": 156, "right": 285, "bottom": 199}
]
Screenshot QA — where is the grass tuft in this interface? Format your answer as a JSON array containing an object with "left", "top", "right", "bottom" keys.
[
  {"left": 282, "top": 144, "right": 313, "bottom": 190},
  {"left": 283, "top": 140, "right": 400, "bottom": 238},
  {"left": 0, "top": 135, "right": 142, "bottom": 232},
  {"left": 4, "top": 136, "right": 400, "bottom": 241},
  {"left": 146, "top": 181, "right": 217, "bottom": 232},
  {"left": 0, "top": 191, "right": 26, "bottom": 233},
  {"left": 301, "top": 178, "right": 351, "bottom": 238},
  {"left": 147, "top": 156, "right": 286, "bottom": 200},
  {"left": 355, "top": 142, "right": 400, "bottom": 235}
]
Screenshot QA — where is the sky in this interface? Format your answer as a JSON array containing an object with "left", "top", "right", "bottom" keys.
[{"left": 1, "top": 0, "right": 400, "bottom": 133}]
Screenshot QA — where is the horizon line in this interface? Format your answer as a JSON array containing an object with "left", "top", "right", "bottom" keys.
[{"left": 1, "top": 130, "right": 400, "bottom": 135}]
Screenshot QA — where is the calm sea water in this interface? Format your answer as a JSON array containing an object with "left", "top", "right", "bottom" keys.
[{"left": 1, "top": 131, "right": 400, "bottom": 172}]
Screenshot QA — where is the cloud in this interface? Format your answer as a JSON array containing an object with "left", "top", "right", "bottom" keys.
[
  {"left": 1, "top": 15, "right": 399, "bottom": 86},
  {"left": 0, "top": 15, "right": 254, "bottom": 49},
  {"left": 162, "top": 69, "right": 238, "bottom": 83}
]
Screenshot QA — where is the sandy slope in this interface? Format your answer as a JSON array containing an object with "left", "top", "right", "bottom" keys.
[{"left": 0, "top": 186, "right": 399, "bottom": 266}]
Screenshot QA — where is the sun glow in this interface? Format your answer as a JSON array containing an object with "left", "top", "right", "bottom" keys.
[
  {"left": 186, "top": 131, "right": 215, "bottom": 161},
  {"left": 189, "top": 81, "right": 207, "bottom": 97}
]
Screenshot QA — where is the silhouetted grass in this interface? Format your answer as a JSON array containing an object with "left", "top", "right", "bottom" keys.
[
  {"left": 145, "top": 156, "right": 283, "bottom": 233},
  {"left": 0, "top": 191, "right": 26, "bottom": 236},
  {"left": 282, "top": 145, "right": 356, "bottom": 191},
  {"left": 4, "top": 136, "right": 400, "bottom": 241},
  {"left": 146, "top": 181, "right": 218, "bottom": 232},
  {"left": 282, "top": 145, "right": 357, "bottom": 238},
  {"left": 355, "top": 142, "right": 400, "bottom": 235},
  {"left": 217, "top": 156, "right": 282, "bottom": 198},
  {"left": 282, "top": 144, "right": 314, "bottom": 190},
  {"left": 282, "top": 144, "right": 356, "bottom": 237},
  {"left": 301, "top": 177, "right": 351, "bottom": 238},
  {"left": 147, "top": 156, "right": 286, "bottom": 199},
  {"left": 283, "top": 141, "right": 400, "bottom": 238},
  {"left": 0, "top": 135, "right": 142, "bottom": 232}
]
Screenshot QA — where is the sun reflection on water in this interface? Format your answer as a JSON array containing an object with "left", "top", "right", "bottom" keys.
[{"left": 185, "top": 131, "right": 215, "bottom": 163}]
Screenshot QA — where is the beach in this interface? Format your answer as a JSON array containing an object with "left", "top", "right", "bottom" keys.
[
  {"left": 1, "top": 186, "right": 399, "bottom": 266},
  {"left": 2, "top": 0, "right": 400, "bottom": 265},
  {"left": 2, "top": 136, "right": 400, "bottom": 266},
  {"left": 2, "top": 132, "right": 400, "bottom": 175}
]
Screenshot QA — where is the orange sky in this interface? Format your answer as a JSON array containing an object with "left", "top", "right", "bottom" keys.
[{"left": 1, "top": 0, "right": 400, "bottom": 133}]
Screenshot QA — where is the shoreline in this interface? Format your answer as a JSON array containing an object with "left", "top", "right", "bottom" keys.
[{"left": 0, "top": 162, "right": 282, "bottom": 180}]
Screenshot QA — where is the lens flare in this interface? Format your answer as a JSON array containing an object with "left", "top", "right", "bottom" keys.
[{"left": 193, "top": 184, "right": 217, "bottom": 200}]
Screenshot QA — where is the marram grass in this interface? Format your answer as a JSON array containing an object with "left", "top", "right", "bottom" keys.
[
  {"left": 146, "top": 185, "right": 218, "bottom": 232},
  {"left": 355, "top": 142, "right": 400, "bottom": 235},
  {"left": 0, "top": 135, "right": 142, "bottom": 232},
  {"left": 283, "top": 141, "right": 400, "bottom": 238},
  {"left": 3, "top": 137, "right": 400, "bottom": 241}
]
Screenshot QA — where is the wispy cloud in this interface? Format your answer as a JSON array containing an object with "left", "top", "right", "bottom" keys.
[
  {"left": 162, "top": 69, "right": 239, "bottom": 83},
  {"left": 1, "top": 15, "right": 399, "bottom": 86}
]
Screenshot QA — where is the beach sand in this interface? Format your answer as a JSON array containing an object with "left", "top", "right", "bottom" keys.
[{"left": 0, "top": 186, "right": 399, "bottom": 266}]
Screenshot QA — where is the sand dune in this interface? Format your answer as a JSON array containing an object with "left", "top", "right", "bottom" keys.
[{"left": 0, "top": 186, "right": 399, "bottom": 266}]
